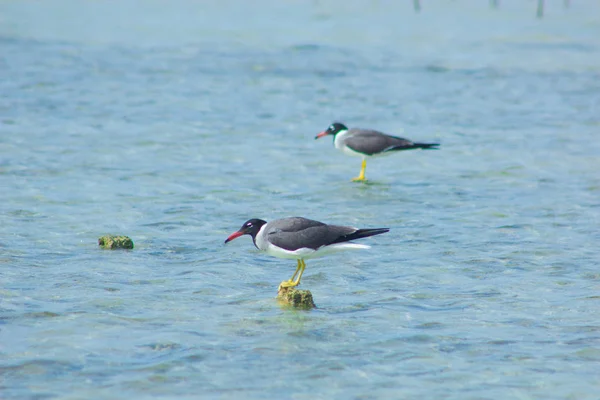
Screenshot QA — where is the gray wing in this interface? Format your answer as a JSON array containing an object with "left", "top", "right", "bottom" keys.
[
  {"left": 344, "top": 129, "right": 415, "bottom": 156},
  {"left": 266, "top": 217, "right": 356, "bottom": 251}
]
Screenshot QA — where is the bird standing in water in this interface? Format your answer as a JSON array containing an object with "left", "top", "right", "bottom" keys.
[
  {"left": 225, "top": 217, "right": 389, "bottom": 290},
  {"left": 315, "top": 122, "right": 439, "bottom": 181}
]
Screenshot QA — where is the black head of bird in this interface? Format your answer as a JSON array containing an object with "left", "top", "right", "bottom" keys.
[
  {"left": 315, "top": 122, "right": 348, "bottom": 139},
  {"left": 224, "top": 219, "right": 267, "bottom": 243}
]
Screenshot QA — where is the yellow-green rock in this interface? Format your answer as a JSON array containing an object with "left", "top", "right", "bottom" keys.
[
  {"left": 277, "top": 287, "right": 316, "bottom": 310},
  {"left": 98, "top": 235, "right": 134, "bottom": 250}
]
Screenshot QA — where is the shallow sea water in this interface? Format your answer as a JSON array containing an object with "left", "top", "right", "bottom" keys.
[{"left": 1, "top": 0, "right": 600, "bottom": 399}]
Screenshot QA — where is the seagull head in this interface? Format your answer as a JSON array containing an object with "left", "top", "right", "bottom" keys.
[
  {"left": 315, "top": 122, "right": 348, "bottom": 139},
  {"left": 225, "top": 219, "right": 267, "bottom": 243}
]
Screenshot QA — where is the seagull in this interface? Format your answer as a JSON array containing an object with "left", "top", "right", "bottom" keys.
[
  {"left": 315, "top": 122, "right": 439, "bottom": 181},
  {"left": 224, "top": 217, "right": 389, "bottom": 289}
]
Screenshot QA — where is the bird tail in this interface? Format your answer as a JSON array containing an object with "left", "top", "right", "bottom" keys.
[
  {"left": 330, "top": 228, "right": 389, "bottom": 245},
  {"left": 412, "top": 142, "right": 440, "bottom": 150}
]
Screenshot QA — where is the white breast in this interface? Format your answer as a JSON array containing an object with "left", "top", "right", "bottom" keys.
[
  {"left": 254, "top": 224, "right": 269, "bottom": 251},
  {"left": 334, "top": 130, "right": 366, "bottom": 158}
]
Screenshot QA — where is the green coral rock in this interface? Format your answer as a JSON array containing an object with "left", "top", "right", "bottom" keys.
[
  {"left": 98, "top": 235, "right": 134, "bottom": 250},
  {"left": 277, "top": 287, "right": 316, "bottom": 310}
]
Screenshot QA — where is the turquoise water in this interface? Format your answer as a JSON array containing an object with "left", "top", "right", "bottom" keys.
[{"left": 2, "top": 1, "right": 600, "bottom": 398}]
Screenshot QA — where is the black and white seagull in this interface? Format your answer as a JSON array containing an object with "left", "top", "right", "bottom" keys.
[
  {"left": 224, "top": 217, "right": 389, "bottom": 289},
  {"left": 315, "top": 122, "right": 440, "bottom": 181}
]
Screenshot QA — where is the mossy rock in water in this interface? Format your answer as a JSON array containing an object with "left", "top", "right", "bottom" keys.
[
  {"left": 98, "top": 235, "right": 134, "bottom": 250},
  {"left": 277, "top": 287, "right": 316, "bottom": 310}
]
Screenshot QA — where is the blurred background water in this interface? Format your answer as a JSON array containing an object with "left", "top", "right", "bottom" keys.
[{"left": 1, "top": 0, "right": 600, "bottom": 398}]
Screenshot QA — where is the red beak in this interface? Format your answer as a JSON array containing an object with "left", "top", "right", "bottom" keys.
[
  {"left": 224, "top": 230, "right": 244, "bottom": 243},
  {"left": 315, "top": 131, "right": 329, "bottom": 139}
]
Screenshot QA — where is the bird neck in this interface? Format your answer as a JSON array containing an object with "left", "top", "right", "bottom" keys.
[
  {"left": 333, "top": 129, "right": 350, "bottom": 149},
  {"left": 252, "top": 223, "right": 268, "bottom": 250}
]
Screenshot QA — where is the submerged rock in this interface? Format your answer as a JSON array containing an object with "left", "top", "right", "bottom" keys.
[
  {"left": 277, "top": 287, "right": 316, "bottom": 310},
  {"left": 98, "top": 235, "right": 134, "bottom": 249}
]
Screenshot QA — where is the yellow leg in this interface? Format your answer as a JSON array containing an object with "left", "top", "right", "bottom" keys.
[
  {"left": 279, "top": 259, "right": 306, "bottom": 289},
  {"left": 289, "top": 259, "right": 302, "bottom": 282},
  {"left": 352, "top": 159, "right": 367, "bottom": 182},
  {"left": 293, "top": 259, "right": 306, "bottom": 286},
  {"left": 279, "top": 260, "right": 302, "bottom": 288}
]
